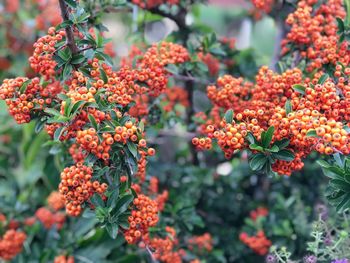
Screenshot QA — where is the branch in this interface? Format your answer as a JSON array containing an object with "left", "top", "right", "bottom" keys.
[
  {"left": 148, "top": 7, "right": 187, "bottom": 29},
  {"left": 58, "top": 0, "right": 80, "bottom": 64},
  {"left": 170, "top": 72, "right": 212, "bottom": 85}
]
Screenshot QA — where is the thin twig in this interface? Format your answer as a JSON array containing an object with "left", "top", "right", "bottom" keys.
[
  {"left": 78, "top": 45, "right": 94, "bottom": 53},
  {"left": 146, "top": 246, "right": 158, "bottom": 263}
]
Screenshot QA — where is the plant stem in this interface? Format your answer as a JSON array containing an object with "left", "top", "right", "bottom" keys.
[{"left": 58, "top": 0, "right": 81, "bottom": 66}]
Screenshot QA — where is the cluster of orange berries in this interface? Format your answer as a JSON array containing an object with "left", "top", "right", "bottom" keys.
[
  {"left": 59, "top": 164, "right": 107, "bottom": 216},
  {"left": 0, "top": 230, "right": 27, "bottom": 260},
  {"left": 29, "top": 27, "right": 64, "bottom": 79},
  {"left": 144, "top": 227, "right": 186, "bottom": 263},
  {"left": 239, "top": 230, "right": 272, "bottom": 255},
  {"left": 187, "top": 233, "right": 213, "bottom": 253},
  {"left": 54, "top": 255, "right": 75, "bottom": 263},
  {"left": 131, "top": 0, "right": 179, "bottom": 9},
  {"left": 282, "top": 0, "right": 348, "bottom": 72},
  {"left": 195, "top": 57, "right": 350, "bottom": 174},
  {"left": 162, "top": 86, "right": 189, "bottom": 113},
  {"left": 0, "top": 77, "right": 59, "bottom": 124},
  {"left": 76, "top": 128, "right": 114, "bottom": 161},
  {"left": 124, "top": 194, "right": 159, "bottom": 244},
  {"left": 47, "top": 191, "right": 66, "bottom": 211},
  {"left": 35, "top": 207, "right": 66, "bottom": 230},
  {"left": 207, "top": 75, "right": 252, "bottom": 112},
  {"left": 114, "top": 121, "right": 139, "bottom": 144},
  {"left": 135, "top": 42, "right": 190, "bottom": 96}
]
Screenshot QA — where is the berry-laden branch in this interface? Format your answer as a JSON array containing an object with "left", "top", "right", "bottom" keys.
[{"left": 58, "top": 0, "right": 80, "bottom": 56}]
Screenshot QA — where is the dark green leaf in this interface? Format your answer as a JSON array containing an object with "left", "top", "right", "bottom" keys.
[
  {"left": 273, "top": 149, "right": 295, "bottom": 162},
  {"left": 113, "top": 194, "right": 133, "bottom": 216},
  {"left": 224, "top": 109, "right": 234, "bottom": 123},
  {"left": 285, "top": 100, "right": 292, "bottom": 114},
  {"left": 249, "top": 153, "right": 267, "bottom": 171},
  {"left": 54, "top": 126, "right": 65, "bottom": 141},
  {"left": 318, "top": 74, "right": 329, "bottom": 85},
  {"left": 19, "top": 79, "right": 31, "bottom": 93},
  {"left": 88, "top": 114, "right": 98, "bottom": 130},
  {"left": 292, "top": 84, "right": 306, "bottom": 95},
  {"left": 261, "top": 126, "right": 274, "bottom": 148},
  {"left": 106, "top": 223, "right": 119, "bottom": 239}
]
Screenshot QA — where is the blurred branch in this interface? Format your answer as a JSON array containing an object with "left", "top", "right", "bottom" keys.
[{"left": 170, "top": 72, "right": 212, "bottom": 85}]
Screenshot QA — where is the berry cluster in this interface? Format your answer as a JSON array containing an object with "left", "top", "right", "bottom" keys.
[
  {"left": 144, "top": 226, "right": 186, "bottom": 263},
  {"left": 29, "top": 27, "right": 65, "bottom": 79},
  {"left": 0, "top": 77, "right": 60, "bottom": 124},
  {"left": 0, "top": 230, "right": 27, "bottom": 260},
  {"left": 162, "top": 86, "right": 189, "bottom": 113},
  {"left": 124, "top": 194, "right": 159, "bottom": 244},
  {"left": 282, "top": 0, "right": 348, "bottom": 72},
  {"left": 239, "top": 230, "right": 272, "bottom": 255},
  {"left": 59, "top": 164, "right": 107, "bottom": 216},
  {"left": 47, "top": 191, "right": 65, "bottom": 211},
  {"left": 35, "top": 207, "right": 65, "bottom": 230},
  {"left": 188, "top": 233, "right": 213, "bottom": 253},
  {"left": 194, "top": 60, "right": 350, "bottom": 175}
]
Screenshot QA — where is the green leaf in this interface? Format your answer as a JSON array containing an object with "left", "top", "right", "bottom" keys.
[
  {"left": 292, "top": 84, "right": 306, "bottom": 95},
  {"left": 267, "top": 145, "right": 279, "bottom": 153},
  {"left": 272, "top": 149, "right": 295, "bottom": 162},
  {"left": 113, "top": 194, "right": 133, "bottom": 216},
  {"left": 126, "top": 141, "right": 138, "bottom": 159},
  {"left": 318, "top": 74, "right": 329, "bottom": 85},
  {"left": 273, "top": 138, "right": 290, "bottom": 149},
  {"left": 56, "top": 20, "right": 73, "bottom": 31},
  {"left": 99, "top": 68, "right": 108, "bottom": 84},
  {"left": 107, "top": 188, "right": 120, "bottom": 209},
  {"left": 330, "top": 179, "right": 350, "bottom": 192},
  {"left": 246, "top": 132, "right": 257, "bottom": 144},
  {"left": 337, "top": 17, "right": 345, "bottom": 34},
  {"left": 71, "top": 54, "right": 86, "bottom": 65},
  {"left": 54, "top": 126, "right": 65, "bottom": 141},
  {"left": 306, "top": 129, "right": 318, "bottom": 137},
  {"left": 336, "top": 193, "right": 350, "bottom": 212},
  {"left": 69, "top": 100, "right": 87, "bottom": 116},
  {"left": 249, "top": 153, "right": 267, "bottom": 171},
  {"left": 317, "top": 160, "right": 331, "bottom": 168},
  {"left": 106, "top": 223, "right": 119, "bottom": 239},
  {"left": 19, "top": 79, "right": 31, "bottom": 93},
  {"left": 88, "top": 114, "right": 98, "bottom": 130},
  {"left": 35, "top": 119, "right": 46, "bottom": 133},
  {"left": 224, "top": 109, "right": 234, "bottom": 123},
  {"left": 249, "top": 144, "right": 264, "bottom": 152},
  {"left": 44, "top": 108, "right": 61, "bottom": 117},
  {"left": 285, "top": 100, "right": 292, "bottom": 114},
  {"left": 261, "top": 126, "right": 274, "bottom": 148},
  {"left": 64, "top": 0, "right": 77, "bottom": 8},
  {"left": 58, "top": 48, "right": 72, "bottom": 62},
  {"left": 91, "top": 194, "right": 105, "bottom": 207},
  {"left": 62, "top": 63, "right": 73, "bottom": 80}
]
